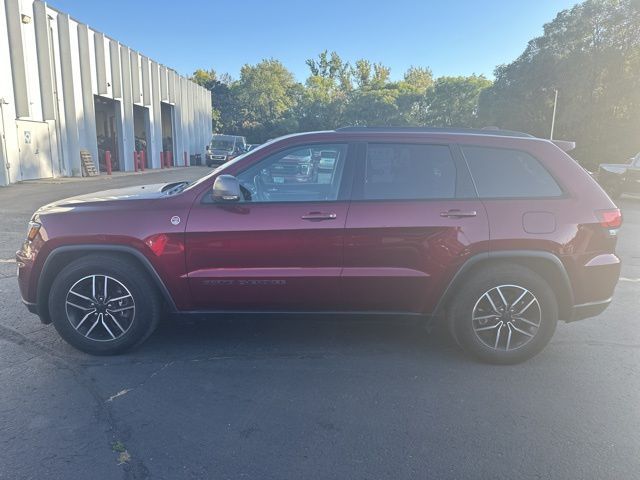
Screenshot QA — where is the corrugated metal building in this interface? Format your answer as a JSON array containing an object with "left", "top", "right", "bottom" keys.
[{"left": 0, "top": 0, "right": 211, "bottom": 186}]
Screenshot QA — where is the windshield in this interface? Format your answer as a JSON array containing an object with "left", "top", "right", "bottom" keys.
[{"left": 211, "top": 139, "right": 235, "bottom": 151}]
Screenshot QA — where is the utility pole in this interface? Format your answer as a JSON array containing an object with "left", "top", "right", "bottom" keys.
[{"left": 550, "top": 89, "right": 558, "bottom": 140}]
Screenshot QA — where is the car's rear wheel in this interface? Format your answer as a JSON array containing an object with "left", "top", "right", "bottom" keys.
[
  {"left": 448, "top": 264, "right": 558, "bottom": 364},
  {"left": 48, "top": 254, "right": 161, "bottom": 355}
]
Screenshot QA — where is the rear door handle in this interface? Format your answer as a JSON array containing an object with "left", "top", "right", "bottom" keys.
[
  {"left": 301, "top": 212, "right": 337, "bottom": 221},
  {"left": 440, "top": 209, "right": 477, "bottom": 218}
]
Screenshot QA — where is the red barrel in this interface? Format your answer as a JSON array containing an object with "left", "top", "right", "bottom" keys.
[{"left": 105, "top": 150, "right": 112, "bottom": 175}]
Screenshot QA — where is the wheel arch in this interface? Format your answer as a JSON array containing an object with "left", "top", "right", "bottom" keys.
[
  {"left": 434, "top": 250, "right": 575, "bottom": 321},
  {"left": 37, "top": 245, "right": 177, "bottom": 324}
]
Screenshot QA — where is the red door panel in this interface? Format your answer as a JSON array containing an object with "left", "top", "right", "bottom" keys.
[
  {"left": 342, "top": 200, "right": 489, "bottom": 313},
  {"left": 185, "top": 202, "right": 348, "bottom": 311}
]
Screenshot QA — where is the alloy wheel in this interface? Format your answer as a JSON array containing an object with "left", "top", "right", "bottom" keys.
[
  {"left": 65, "top": 274, "right": 135, "bottom": 342},
  {"left": 472, "top": 284, "right": 541, "bottom": 351}
]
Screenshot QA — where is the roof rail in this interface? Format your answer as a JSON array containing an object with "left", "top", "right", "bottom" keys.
[{"left": 335, "top": 126, "right": 535, "bottom": 138}]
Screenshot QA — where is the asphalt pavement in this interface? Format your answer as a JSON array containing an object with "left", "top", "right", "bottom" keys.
[{"left": 1, "top": 168, "right": 639, "bottom": 480}]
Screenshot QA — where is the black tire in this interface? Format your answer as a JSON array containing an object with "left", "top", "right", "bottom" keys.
[
  {"left": 48, "top": 254, "right": 161, "bottom": 355},
  {"left": 448, "top": 263, "right": 558, "bottom": 364}
]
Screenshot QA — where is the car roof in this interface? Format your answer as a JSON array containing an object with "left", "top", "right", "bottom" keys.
[
  {"left": 335, "top": 126, "right": 534, "bottom": 138},
  {"left": 269, "top": 127, "right": 538, "bottom": 143}
]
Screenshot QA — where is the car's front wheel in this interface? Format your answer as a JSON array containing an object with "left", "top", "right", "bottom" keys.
[
  {"left": 449, "top": 264, "right": 558, "bottom": 364},
  {"left": 48, "top": 254, "right": 161, "bottom": 355}
]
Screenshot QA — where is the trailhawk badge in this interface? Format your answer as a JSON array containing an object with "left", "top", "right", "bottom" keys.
[{"left": 170, "top": 216, "right": 181, "bottom": 225}]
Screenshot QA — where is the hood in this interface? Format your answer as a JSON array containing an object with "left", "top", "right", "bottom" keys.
[
  {"left": 37, "top": 182, "right": 180, "bottom": 211},
  {"left": 598, "top": 163, "right": 628, "bottom": 174}
]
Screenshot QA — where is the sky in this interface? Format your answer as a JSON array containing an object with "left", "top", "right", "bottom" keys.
[{"left": 48, "top": 0, "right": 579, "bottom": 82}]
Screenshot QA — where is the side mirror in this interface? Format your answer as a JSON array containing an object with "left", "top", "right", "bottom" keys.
[{"left": 212, "top": 175, "right": 242, "bottom": 202}]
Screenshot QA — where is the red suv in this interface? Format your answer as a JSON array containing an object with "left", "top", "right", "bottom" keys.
[{"left": 16, "top": 128, "right": 622, "bottom": 363}]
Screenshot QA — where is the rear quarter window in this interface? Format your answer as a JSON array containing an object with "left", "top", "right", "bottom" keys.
[
  {"left": 363, "top": 143, "right": 456, "bottom": 200},
  {"left": 462, "top": 146, "right": 562, "bottom": 198}
]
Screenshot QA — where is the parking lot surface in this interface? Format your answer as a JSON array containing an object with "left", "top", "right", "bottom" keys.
[{"left": 1, "top": 168, "right": 639, "bottom": 480}]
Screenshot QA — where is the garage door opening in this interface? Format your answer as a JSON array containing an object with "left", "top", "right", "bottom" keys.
[
  {"left": 94, "top": 96, "right": 121, "bottom": 172},
  {"left": 133, "top": 105, "right": 150, "bottom": 167},
  {"left": 161, "top": 102, "right": 175, "bottom": 166}
]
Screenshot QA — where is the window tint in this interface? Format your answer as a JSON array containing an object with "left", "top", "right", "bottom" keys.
[
  {"left": 463, "top": 146, "right": 562, "bottom": 198},
  {"left": 363, "top": 144, "right": 456, "bottom": 200},
  {"left": 236, "top": 144, "right": 347, "bottom": 202}
]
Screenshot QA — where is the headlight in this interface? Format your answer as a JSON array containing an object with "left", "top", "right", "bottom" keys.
[{"left": 26, "top": 221, "right": 41, "bottom": 241}]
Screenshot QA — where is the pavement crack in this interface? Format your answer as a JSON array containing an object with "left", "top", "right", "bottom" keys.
[
  {"left": 0, "top": 323, "right": 150, "bottom": 479},
  {"left": 106, "top": 389, "right": 133, "bottom": 402}
]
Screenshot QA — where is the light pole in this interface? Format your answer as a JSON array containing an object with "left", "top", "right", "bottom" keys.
[{"left": 550, "top": 89, "right": 558, "bottom": 140}]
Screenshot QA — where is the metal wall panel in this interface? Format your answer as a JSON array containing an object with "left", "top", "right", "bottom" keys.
[
  {"left": 56, "top": 13, "right": 81, "bottom": 175},
  {"left": 130, "top": 50, "right": 141, "bottom": 104},
  {"left": 141, "top": 56, "right": 150, "bottom": 106},
  {"left": 150, "top": 60, "right": 162, "bottom": 168},
  {"left": 173, "top": 74, "right": 183, "bottom": 164},
  {"left": 94, "top": 31, "right": 107, "bottom": 94},
  {"left": 160, "top": 65, "right": 168, "bottom": 101},
  {"left": 2, "top": 0, "right": 213, "bottom": 181},
  {"left": 108, "top": 40, "right": 122, "bottom": 98},
  {"left": 77, "top": 23, "right": 98, "bottom": 167},
  {"left": 120, "top": 45, "right": 135, "bottom": 170},
  {"left": 168, "top": 69, "right": 176, "bottom": 103},
  {"left": 5, "top": 0, "right": 30, "bottom": 117},
  {"left": 33, "top": 1, "right": 55, "bottom": 120}
]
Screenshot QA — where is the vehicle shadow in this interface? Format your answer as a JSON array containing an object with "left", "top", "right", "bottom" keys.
[{"left": 124, "top": 315, "right": 468, "bottom": 365}]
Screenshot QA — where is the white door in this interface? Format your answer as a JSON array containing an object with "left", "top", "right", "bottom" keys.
[{"left": 16, "top": 120, "right": 53, "bottom": 181}]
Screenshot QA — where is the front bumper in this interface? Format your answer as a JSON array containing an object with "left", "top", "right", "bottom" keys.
[
  {"left": 22, "top": 299, "right": 39, "bottom": 315},
  {"left": 206, "top": 155, "right": 228, "bottom": 166}
]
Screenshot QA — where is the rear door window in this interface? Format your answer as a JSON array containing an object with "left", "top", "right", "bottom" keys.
[
  {"left": 361, "top": 144, "right": 456, "bottom": 200},
  {"left": 462, "top": 146, "right": 562, "bottom": 198}
]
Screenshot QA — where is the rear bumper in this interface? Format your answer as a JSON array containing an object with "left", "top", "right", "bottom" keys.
[
  {"left": 563, "top": 252, "right": 620, "bottom": 322},
  {"left": 567, "top": 297, "right": 612, "bottom": 322}
]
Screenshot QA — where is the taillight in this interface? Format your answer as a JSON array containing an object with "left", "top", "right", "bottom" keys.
[{"left": 596, "top": 209, "right": 622, "bottom": 229}]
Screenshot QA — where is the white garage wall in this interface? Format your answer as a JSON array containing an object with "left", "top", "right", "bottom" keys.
[{"left": 0, "top": 0, "right": 212, "bottom": 185}]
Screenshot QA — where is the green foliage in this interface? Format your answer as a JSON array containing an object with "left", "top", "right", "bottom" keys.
[
  {"left": 193, "top": 0, "right": 640, "bottom": 161},
  {"left": 424, "top": 75, "right": 492, "bottom": 127},
  {"left": 478, "top": 0, "right": 640, "bottom": 167},
  {"left": 235, "top": 59, "right": 299, "bottom": 123}
]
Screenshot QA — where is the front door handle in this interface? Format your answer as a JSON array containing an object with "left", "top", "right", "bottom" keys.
[
  {"left": 440, "top": 209, "right": 477, "bottom": 218},
  {"left": 301, "top": 212, "right": 337, "bottom": 221}
]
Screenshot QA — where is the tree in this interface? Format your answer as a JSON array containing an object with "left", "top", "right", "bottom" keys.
[
  {"left": 191, "top": 69, "right": 218, "bottom": 91},
  {"left": 233, "top": 59, "right": 301, "bottom": 141},
  {"left": 299, "top": 51, "right": 351, "bottom": 130},
  {"left": 478, "top": 0, "right": 640, "bottom": 167},
  {"left": 190, "top": 0, "right": 640, "bottom": 161},
  {"left": 234, "top": 59, "right": 299, "bottom": 123},
  {"left": 403, "top": 66, "right": 434, "bottom": 92},
  {"left": 191, "top": 69, "right": 240, "bottom": 133},
  {"left": 424, "top": 75, "right": 492, "bottom": 127}
]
